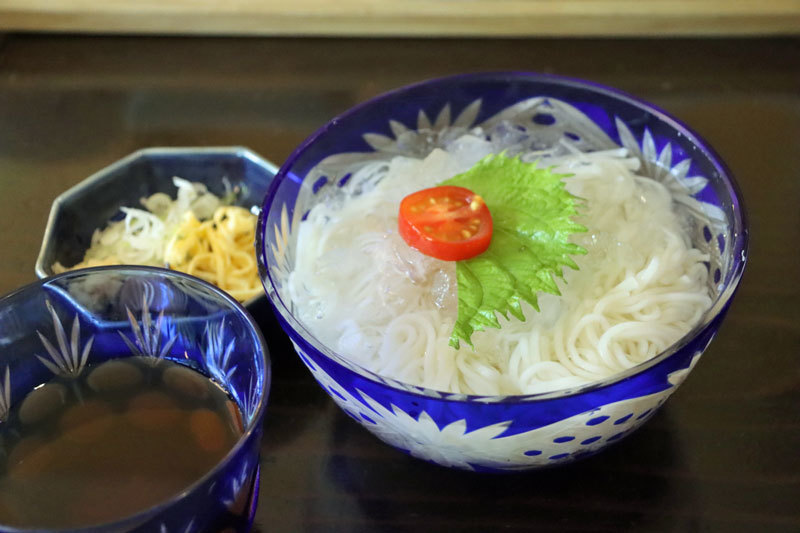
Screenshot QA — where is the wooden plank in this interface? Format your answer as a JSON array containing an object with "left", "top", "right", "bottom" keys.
[
  {"left": 2, "top": 36, "right": 797, "bottom": 93},
  {"left": 1, "top": 0, "right": 799, "bottom": 37}
]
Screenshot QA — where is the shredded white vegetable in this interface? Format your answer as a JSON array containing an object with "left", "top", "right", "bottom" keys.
[{"left": 54, "top": 177, "right": 261, "bottom": 302}]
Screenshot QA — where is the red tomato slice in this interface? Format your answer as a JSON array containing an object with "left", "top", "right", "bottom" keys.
[{"left": 398, "top": 186, "right": 493, "bottom": 261}]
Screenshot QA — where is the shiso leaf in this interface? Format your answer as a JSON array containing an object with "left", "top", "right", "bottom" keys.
[{"left": 440, "top": 153, "right": 587, "bottom": 349}]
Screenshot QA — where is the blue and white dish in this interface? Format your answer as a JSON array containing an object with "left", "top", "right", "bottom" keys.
[
  {"left": 0, "top": 266, "right": 271, "bottom": 531},
  {"left": 257, "top": 72, "right": 748, "bottom": 472}
]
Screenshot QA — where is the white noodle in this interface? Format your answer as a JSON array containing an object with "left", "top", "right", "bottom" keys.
[{"left": 288, "top": 135, "right": 712, "bottom": 395}]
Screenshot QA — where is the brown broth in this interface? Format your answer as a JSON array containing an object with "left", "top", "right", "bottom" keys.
[{"left": 0, "top": 356, "right": 244, "bottom": 529}]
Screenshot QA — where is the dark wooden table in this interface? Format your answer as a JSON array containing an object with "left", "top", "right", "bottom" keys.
[{"left": 1, "top": 34, "right": 798, "bottom": 532}]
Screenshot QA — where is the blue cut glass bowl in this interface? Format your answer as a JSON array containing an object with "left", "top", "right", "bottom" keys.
[
  {"left": 256, "top": 72, "right": 748, "bottom": 472},
  {"left": 0, "top": 266, "right": 270, "bottom": 531}
]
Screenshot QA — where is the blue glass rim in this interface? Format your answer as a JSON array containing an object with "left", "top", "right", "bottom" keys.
[
  {"left": 257, "top": 70, "right": 749, "bottom": 404},
  {"left": 0, "top": 265, "right": 271, "bottom": 533}
]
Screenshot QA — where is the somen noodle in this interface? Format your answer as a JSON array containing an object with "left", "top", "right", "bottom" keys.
[{"left": 288, "top": 133, "right": 712, "bottom": 396}]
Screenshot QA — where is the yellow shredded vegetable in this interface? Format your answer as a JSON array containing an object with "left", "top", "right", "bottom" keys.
[
  {"left": 53, "top": 178, "right": 261, "bottom": 303},
  {"left": 164, "top": 206, "right": 261, "bottom": 302}
]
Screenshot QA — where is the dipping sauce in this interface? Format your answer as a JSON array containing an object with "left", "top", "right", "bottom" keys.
[{"left": 0, "top": 357, "right": 244, "bottom": 529}]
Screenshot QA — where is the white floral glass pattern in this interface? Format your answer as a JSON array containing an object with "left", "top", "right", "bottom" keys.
[
  {"left": 297, "top": 341, "right": 708, "bottom": 471},
  {"left": 119, "top": 294, "right": 177, "bottom": 360},
  {"left": 202, "top": 319, "right": 238, "bottom": 384},
  {"left": 35, "top": 300, "right": 93, "bottom": 377}
]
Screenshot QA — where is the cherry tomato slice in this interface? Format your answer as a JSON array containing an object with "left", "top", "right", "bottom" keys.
[{"left": 398, "top": 185, "right": 492, "bottom": 261}]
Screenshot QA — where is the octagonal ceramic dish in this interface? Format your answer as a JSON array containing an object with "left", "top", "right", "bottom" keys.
[{"left": 35, "top": 146, "right": 278, "bottom": 309}]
